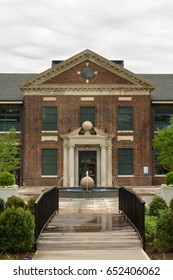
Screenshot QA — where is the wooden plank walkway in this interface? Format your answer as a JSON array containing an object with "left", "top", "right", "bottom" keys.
[{"left": 37, "top": 212, "right": 142, "bottom": 251}]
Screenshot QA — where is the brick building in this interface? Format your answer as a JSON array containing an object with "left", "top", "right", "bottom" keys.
[{"left": 0, "top": 49, "right": 173, "bottom": 187}]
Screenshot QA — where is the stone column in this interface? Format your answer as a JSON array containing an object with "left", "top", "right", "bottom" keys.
[
  {"left": 63, "top": 145, "right": 68, "bottom": 187},
  {"left": 107, "top": 145, "right": 113, "bottom": 187},
  {"left": 69, "top": 145, "right": 75, "bottom": 187},
  {"left": 100, "top": 145, "right": 107, "bottom": 187}
]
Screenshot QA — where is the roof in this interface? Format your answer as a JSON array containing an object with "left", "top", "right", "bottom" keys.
[
  {"left": 140, "top": 74, "right": 173, "bottom": 101},
  {"left": 0, "top": 73, "right": 173, "bottom": 101},
  {"left": 0, "top": 73, "right": 36, "bottom": 101}
]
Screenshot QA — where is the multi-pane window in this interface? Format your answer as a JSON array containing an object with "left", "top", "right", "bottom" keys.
[
  {"left": 154, "top": 150, "right": 167, "bottom": 175},
  {"left": 42, "top": 107, "right": 57, "bottom": 131},
  {"left": 80, "top": 107, "right": 95, "bottom": 126},
  {"left": 154, "top": 108, "right": 173, "bottom": 131},
  {"left": 118, "top": 148, "right": 133, "bottom": 175},
  {"left": 42, "top": 148, "right": 57, "bottom": 176},
  {"left": 118, "top": 107, "right": 133, "bottom": 131},
  {"left": 0, "top": 108, "right": 21, "bottom": 131}
]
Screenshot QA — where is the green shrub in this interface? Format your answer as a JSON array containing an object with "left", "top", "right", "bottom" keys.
[
  {"left": 0, "top": 197, "right": 4, "bottom": 213},
  {"left": 145, "top": 215, "right": 158, "bottom": 244},
  {"left": 148, "top": 196, "right": 168, "bottom": 217},
  {"left": 6, "top": 195, "right": 25, "bottom": 209},
  {"left": 154, "top": 210, "right": 173, "bottom": 252},
  {"left": 169, "top": 198, "right": 173, "bottom": 211},
  {"left": 26, "top": 196, "right": 38, "bottom": 215},
  {"left": 0, "top": 206, "right": 35, "bottom": 252},
  {"left": 165, "top": 171, "right": 173, "bottom": 185},
  {"left": 0, "top": 171, "right": 14, "bottom": 187}
]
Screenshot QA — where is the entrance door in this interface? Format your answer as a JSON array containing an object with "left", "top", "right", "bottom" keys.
[{"left": 79, "top": 151, "right": 97, "bottom": 186}]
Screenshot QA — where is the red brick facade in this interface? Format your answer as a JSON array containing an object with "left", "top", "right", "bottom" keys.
[{"left": 22, "top": 94, "right": 153, "bottom": 186}]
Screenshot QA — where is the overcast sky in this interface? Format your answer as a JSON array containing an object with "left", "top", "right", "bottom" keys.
[{"left": 0, "top": 0, "right": 173, "bottom": 74}]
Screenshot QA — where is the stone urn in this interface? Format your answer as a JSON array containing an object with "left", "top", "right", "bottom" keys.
[
  {"left": 80, "top": 176, "right": 94, "bottom": 191},
  {"left": 0, "top": 185, "right": 19, "bottom": 202}
]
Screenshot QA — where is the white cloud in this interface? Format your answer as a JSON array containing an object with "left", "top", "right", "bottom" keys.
[{"left": 0, "top": 0, "right": 173, "bottom": 73}]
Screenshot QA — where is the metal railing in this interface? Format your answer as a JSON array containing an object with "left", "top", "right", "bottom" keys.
[
  {"left": 35, "top": 186, "right": 59, "bottom": 243},
  {"left": 119, "top": 186, "right": 146, "bottom": 250}
]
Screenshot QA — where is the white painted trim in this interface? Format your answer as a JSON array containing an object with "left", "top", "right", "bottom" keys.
[
  {"left": 42, "top": 131, "right": 58, "bottom": 133},
  {"left": 43, "top": 97, "right": 56, "bottom": 101},
  {"left": 41, "top": 176, "right": 58, "bottom": 178},
  {"left": 117, "top": 130, "right": 133, "bottom": 133},
  {"left": 81, "top": 97, "right": 94, "bottom": 101},
  {"left": 41, "top": 136, "right": 58, "bottom": 141},
  {"left": 118, "top": 175, "right": 134, "bottom": 177},
  {"left": 117, "top": 135, "right": 134, "bottom": 141},
  {"left": 118, "top": 97, "right": 132, "bottom": 101},
  {"left": 0, "top": 101, "right": 23, "bottom": 104},
  {"left": 152, "top": 101, "right": 173, "bottom": 104},
  {"left": 0, "top": 131, "right": 21, "bottom": 134}
]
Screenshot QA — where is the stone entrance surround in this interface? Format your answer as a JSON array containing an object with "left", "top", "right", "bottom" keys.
[{"left": 61, "top": 123, "right": 114, "bottom": 188}]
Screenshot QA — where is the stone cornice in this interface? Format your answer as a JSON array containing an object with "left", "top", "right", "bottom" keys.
[
  {"left": 20, "top": 49, "right": 155, "bottom": 90},
  {"left": 23, "top": 84, "right": 150, "bottom": 96}
]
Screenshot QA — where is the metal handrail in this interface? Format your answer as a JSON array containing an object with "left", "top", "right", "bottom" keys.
[
  {"left": 119, "top": 186, "right": 145, "bottom": 250},
  {"left": 34, "top": 186, "right": 59, "bottom": 244}
]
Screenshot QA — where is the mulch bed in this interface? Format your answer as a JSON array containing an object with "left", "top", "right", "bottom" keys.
[
  {"left": 0, "top": 250, "right": 35, "bottom": 260},
  {"left": 145, "top": 245, "right": 173, "bottom": 260}
]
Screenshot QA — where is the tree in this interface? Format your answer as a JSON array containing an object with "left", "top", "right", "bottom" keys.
[
  {"left": 153, "top": 118, "right": 173, "bottom": 171},
  {"left": 0, "top": 128, "right": 20, "bottom": 173}
]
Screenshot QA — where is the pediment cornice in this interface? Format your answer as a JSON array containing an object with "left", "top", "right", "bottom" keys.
[
  {"left": 61, "top": 126, "right": 114, "bottom": 141},
  {"left": 20, "top": 49, "right": 155, "bottom": 91}
]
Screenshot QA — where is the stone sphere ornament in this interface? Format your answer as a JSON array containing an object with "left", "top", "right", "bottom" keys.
[
  {"left": 82, "top": 121, "right": 93, "bottom": 132},
  {"left": 80, "top": 176, "right": 94, "bottom": 190}
]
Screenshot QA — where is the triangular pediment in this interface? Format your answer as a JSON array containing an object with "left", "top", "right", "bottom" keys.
[
  {"left": 20, "top": 49, "right": 155, "bottom": 90},
  {"left": 61, "top": 126, "right": 114, "bottom": 138},
  {"left": 61, "top": 126, "right": 114, "bottom": 146}
]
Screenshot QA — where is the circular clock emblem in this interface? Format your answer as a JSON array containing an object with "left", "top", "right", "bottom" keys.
[{"left": 81, "top": 66, "right": 94, "bottom": 80}]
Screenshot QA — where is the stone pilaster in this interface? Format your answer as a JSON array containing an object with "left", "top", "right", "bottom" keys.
[
  {"left": 101, "top": 145, "right": 107, "bottom": 187},
  {"left": 69, "top": 145, "right": 75, "bottom": 187}
]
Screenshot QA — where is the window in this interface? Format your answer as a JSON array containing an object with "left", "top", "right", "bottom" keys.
[
  {"left": 80, "top": 107, "right": 95, "bottom": 126},
  {"left": 118, "top": 107, "right": 133, "bottom": 131},
  {"left": 118, "top": 148, "right": 133, "bottom": 175},
  {"left": 0, "top": 108, "right": 21, "bottom": 131},
  {"left": 154, "top": 108, "right": 173, "bottom": 131},
  {"left": 42, "top": 107, "right": 57, "bottom": 131},
  {"left": 154, "top": 150, "right": 167, "bottom": 175},
  {"left": 42, "top": 148, "right": 57, "bottom": 176}
]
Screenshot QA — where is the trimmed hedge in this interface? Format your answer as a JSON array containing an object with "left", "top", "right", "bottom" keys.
[
  {"left": 0, "top": 171, "right": 14, "bottom": 187},
  {"left": 148, "top": 196, "right": 168, "bottom": 217},
  {"left": 154, "top": 210, "right": 173, "bottom": 252},
  {"left": 165, "top": 171, "right": 173, "bottom": 185},
  {"left": 5, "top": 195, "right": 25, "bottom": 209},
  {"left": 0, "top": 206, "right": 35, "bottom": 252}
]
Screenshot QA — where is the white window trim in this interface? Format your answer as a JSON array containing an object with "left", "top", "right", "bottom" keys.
[
  {"left": 118, "top": 175, "right": 134, "bottom": 177},
  {"left": 41, "top": 176, "right": 58, "bottom": 178}
]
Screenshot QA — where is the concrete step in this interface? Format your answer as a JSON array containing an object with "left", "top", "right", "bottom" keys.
[
  {"left": 37, "top": 240, "right": 142, "bottom": 251},
  {"left": 33, "top": 249, "right": 150, "bottom": 260},
  {"left": 41, "top": 231, "right": 138, "bottom": 238},
  {"left": 37, "top": 212, "right": 142, "bottom": 251}
]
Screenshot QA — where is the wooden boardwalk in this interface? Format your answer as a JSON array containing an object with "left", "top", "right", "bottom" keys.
[{"left": 37, "top": 212, "right": 142, "bottom": 252}]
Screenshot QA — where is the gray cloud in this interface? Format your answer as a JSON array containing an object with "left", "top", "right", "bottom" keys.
[{"left": 0, "top": 0, "right": 173, "bottom": 73}]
